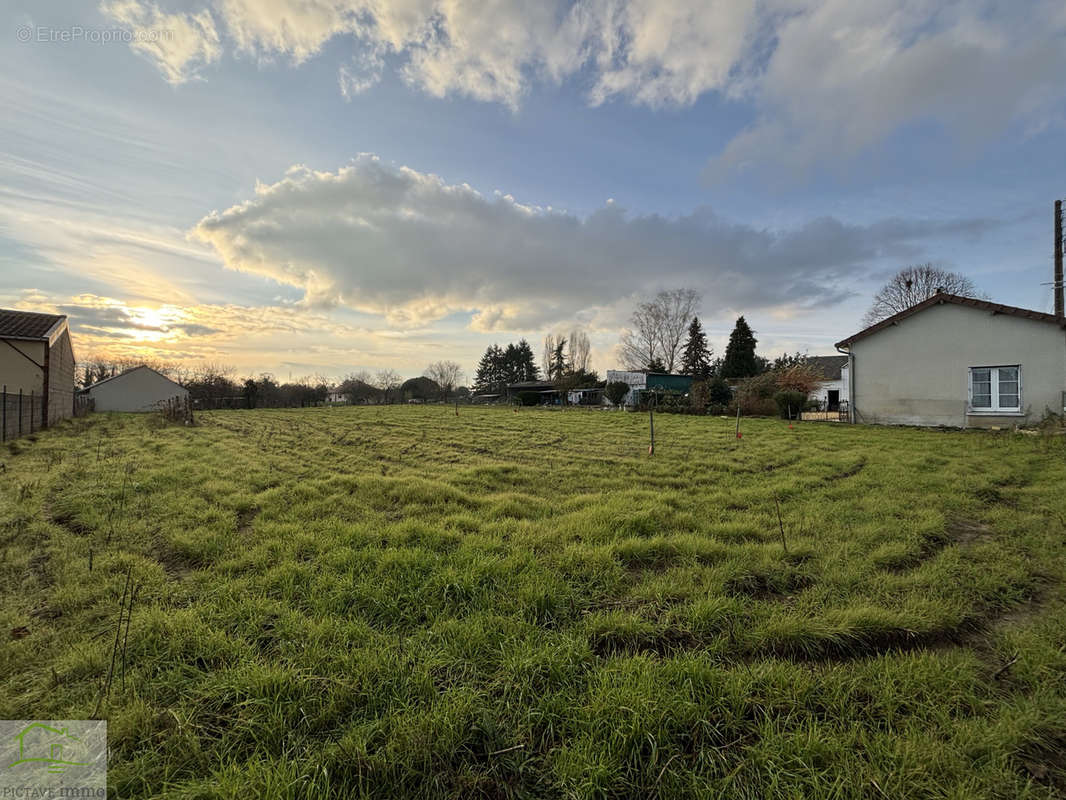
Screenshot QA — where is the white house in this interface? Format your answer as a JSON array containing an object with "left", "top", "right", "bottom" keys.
[
  {"left": 835, "top": 293, "right": 1066, "bottom": 427},
  {"left": 605, "top": 370, "right": 647, "bottom": 406},
  {"left": 804, "top": 355, "right": 849, "bottom": 412},
  {"left": 84, "top": 365, "right": 189, "bottom": 412}
]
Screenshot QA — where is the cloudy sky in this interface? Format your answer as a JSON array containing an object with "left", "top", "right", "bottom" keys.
[{"left": 3, "top": 0, "right": 1065, "bottom": 381}]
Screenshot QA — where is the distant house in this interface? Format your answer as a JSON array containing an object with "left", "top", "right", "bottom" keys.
[
  {"left": 506, "top": 380, "right": 558, "bottom": 404},
  {"left": 835, "top": 293, "right": 1066, "bottom": 427},
  {"left": 83, "top": 365, "right": 188, "bottom": 412},
  {"left": 605, "top": 370, "right": 694, "bottom": 406},
  {"left": 0, "top": 308, "right": 76, "bottom": 436},
  {"left": 326, "top": 389, "right": 347, "bottom": 404},
  {"left": 804, "top": 355, "right": 849, "bottom": 412}
]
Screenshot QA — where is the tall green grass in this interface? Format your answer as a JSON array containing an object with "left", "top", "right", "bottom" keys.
[{"left": 1, "top": 407, "right": 1064, "bottom": 798}]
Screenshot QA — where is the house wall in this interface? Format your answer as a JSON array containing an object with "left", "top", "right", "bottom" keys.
[
  {"left": 849, "top": 303, "right": 1066, "bottom": 427},
  {"left": 645, "top": 373, "right": 694, "bottom": 392},
  {"left": 809, "top": 379, "right": 843, "bottom": 408},
  {"left": 605, "top": 370, "right": 646, "bottom": 406},
  {"left": 47, "top": 329, "right": 76, "bottom": 425},
  {"left": 0, "top": 338, "right": 45, "bottom": 395},
  {"left": 88, "top": 368, "right": 189, "bottom": 412}
]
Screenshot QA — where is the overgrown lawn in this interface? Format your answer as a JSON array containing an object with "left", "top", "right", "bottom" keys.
[{"left": 2, "top": 406, "right": 1065, "bottom": 798}]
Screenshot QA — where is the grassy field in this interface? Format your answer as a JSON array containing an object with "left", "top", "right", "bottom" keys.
[{"left": 1, "top": 406, "right": 1065, "bottom": 798}]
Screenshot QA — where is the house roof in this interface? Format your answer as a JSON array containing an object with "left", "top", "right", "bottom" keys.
[
  {"left": 84, "top": 365, "right": 186, "bottom": 393},
  {"left": 835, "top": 293, "right": 1066, "bottom": 348},
  {"left": 805, "top": 355, "right": 849, "bottom": 381},
  {"left": 0, "top": 309, "right": 67, "bottom": 341},
  {"left": 507, "top": 380, "right": 556, "bottom": 390}
]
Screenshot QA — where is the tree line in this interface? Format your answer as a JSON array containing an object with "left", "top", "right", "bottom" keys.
[
  {"left": 76, "top": 357, "right": 468, "bottom": 408},
  {"left": 77, "top": 264, "right": 981, "bottom": 411}
]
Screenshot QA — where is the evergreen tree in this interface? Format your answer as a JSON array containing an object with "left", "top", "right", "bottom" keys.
[
  {"left": 720, "top": 316, "right": 760, "bottom": 379},
  {"left": 549, "top": 338, "right": 569, "bottom": 381},
  {"left": 514, "top": 339, "right": 539, "bottom": 381},
  {"left": 679, "top": 316, "right": 712, "bottom": 378},
  {"left": 503, "top": 343, "right": 520, "bottom": 385},
  {"left": 473, "top": 344, "right": 504, "bottom": 393},
  {"left": 645, "top": 357, "right": 667, "bottom": 373},
  {"left": 475, "top": 340, "right": 541, "bottom": 393}
]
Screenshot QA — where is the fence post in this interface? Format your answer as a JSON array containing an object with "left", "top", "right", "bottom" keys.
[
  {"left": 30, "top": 391, "right": 35, "bottom": 434},
  {"left": 18, "top": 389, "right": 23, "bottom": 437},
  {"left": 2, "top": 385, "right": 5, "bottom": 443}
]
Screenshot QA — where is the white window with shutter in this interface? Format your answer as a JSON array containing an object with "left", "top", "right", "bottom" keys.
[{"left": 968, "top": 366, "right": 1021, "bottom": 412}]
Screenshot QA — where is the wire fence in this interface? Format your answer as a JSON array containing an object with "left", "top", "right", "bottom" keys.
[{"left": 2, "top": 386, "right": 42, "bottom": 442}]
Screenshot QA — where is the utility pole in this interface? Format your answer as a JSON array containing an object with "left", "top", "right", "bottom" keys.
[{"left": 1055, "top": 199, "right": 1063, "bottom": 318}]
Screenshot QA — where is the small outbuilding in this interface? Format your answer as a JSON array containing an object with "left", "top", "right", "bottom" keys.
[
  {"left": 84, "top": 365, "right": 189, "bottom": 412},
  {"left": 835, "top": 293, "right": 1066, "bottom": 427},
  {"left": 0, "top": 308, "right": 76, "bottom": 437},
  {"left": 804, "top": 355, "right": 850, "bottom": 412},
  {"left": 604, "top": 370, "right": 694, "bottom": 407}
]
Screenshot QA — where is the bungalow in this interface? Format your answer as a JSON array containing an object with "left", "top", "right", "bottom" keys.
[
  {"left": 84, "top": 365, "right": 189, "bottom": 412},
  {"left": 0, "top": 308, "right": 76, "bottom": 438},
  {"left": 804, "top": 355, "right": 849, "bottom": 412},
  {"left": 835, "top": 293, "right": 1066, "bottom": 428}
]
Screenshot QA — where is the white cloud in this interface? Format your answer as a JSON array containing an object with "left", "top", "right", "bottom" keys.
[
  {"left": 704, "top": 0, "right": 1066, "bottom": 179},
  {"left": 108, "top": 1, "right": 1066, "bottom": 171},
  {"left": 191, "top": 155, "right": 997, "bottom": 331},
  {"left": 100, "top": 0, "right": 222, "bottom": 84}
]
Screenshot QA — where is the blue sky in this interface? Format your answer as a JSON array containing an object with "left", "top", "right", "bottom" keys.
[{"left": 2, "top": 0, "right": 1064, "bottom": 380}]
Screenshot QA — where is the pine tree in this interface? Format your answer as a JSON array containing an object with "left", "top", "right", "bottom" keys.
[
  {"left": 720, "top": 316, "right": 760, "bottom": 379},
  {"left": 549, "top": 338, "right": 569, "bottom": 381},
  {"left": 473, "top": 344, "right": 503, "bottom": 393},
  {"left": 515, "top": 339, "right": 539, "bottom": 381},
  {"left": 679, "top": 316, "right": 712, "bottom": 378},
  {"left": 502, "top": 343, "right": 520, "bottom": 385},
  {"left": 645, "top": 357, "right": 667, "bottom": 373}
]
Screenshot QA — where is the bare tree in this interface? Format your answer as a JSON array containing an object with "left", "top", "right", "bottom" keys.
[
  {"left": 424, "top": 361, "right": 464, "bottom": 401},
  {"left": 375, "top": 369, "right": 402, "bottom": 404},
  {"left": 618, "top": 301, "right": 661, "bottom": 371},
  {"left": 654, "top": 288, "right": 700, "bottom": 372},
  {"left": 863, "top": 264, "right": 984, "bottom": 326},
  {"left": 568, "top": 329, "right": 592, "bottom": 374},
  {"left": 542, "top": 333, "right": 560, "bottom": 379},
  {"left": 617, "top": 288, "right": 701, "bottom": 372}
]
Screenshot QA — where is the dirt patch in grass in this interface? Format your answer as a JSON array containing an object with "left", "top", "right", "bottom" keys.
[
  {"left": 153, "top": 537, "right": 197, "bottom": 581},
  {"left": 236, "top": 507, "right": 261, "bottom": 536},
  {"left": 724, "top": 570, "right": 814, "bottom": 599},
  {"left": 824, "top": 456, "right": 867, "bottom": 483},
  {"left": 946, "top": 518, "right": 995, "bottom": 546},
  {"left": 973, "top": 485, "right": 1018, "bottom": 508},
  {"left": 1014, "top": 733, "right": 1066, "bottom": 794},
  {"left": 47, "top": 508, "right": 93, "bottom": 537}
]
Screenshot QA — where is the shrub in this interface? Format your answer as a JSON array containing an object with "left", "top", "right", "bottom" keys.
[
  {"left": 708, "top": 377, "right": 733, "bottom": 406},
  {"left": 605, "top": 381, "right": 630, "bottom": 407},
  {"left": 774, "top": 390, "right": 808, "bottom": 419}
]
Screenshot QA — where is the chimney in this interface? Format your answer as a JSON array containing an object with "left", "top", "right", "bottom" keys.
[{"left": 1056, "top": 199, "right": 1064, "bottom": 318}]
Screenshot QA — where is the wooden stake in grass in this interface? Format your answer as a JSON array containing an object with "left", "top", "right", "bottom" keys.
[
  {"left": 94, "top": 565, "right": 132, "bottom": 716},
  {"left": 735, "top": 405, "right": 742, "bottom": 439},
  {"left": 648, "top": 401, "right": 655, "bottom": 455},
  {"left": 121, "top": 582, "right": 138, "bottom": 692},
  {"left": 774, "top": 493, "right": 788, "bottom": 554}
]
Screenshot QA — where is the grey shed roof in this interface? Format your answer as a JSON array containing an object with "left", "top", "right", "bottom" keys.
[
  {"left": 804, "top": 355, "right": 849, "bottom": 381},
  {"left": 0, "top": 309, "right": 66, "bottom": 340}
]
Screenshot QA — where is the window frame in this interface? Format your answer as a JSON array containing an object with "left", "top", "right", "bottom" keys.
[{"left": 967, "top": 365, "right": 1022, "bottom": 414}]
